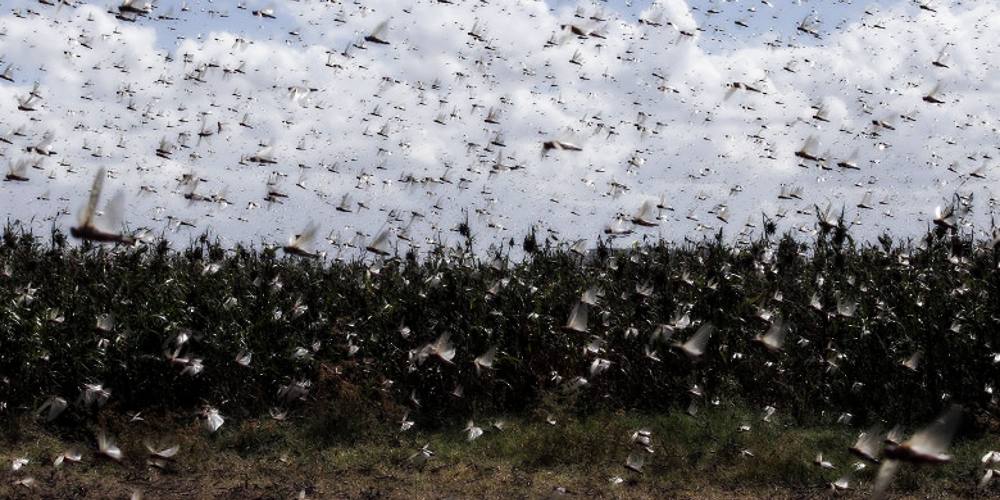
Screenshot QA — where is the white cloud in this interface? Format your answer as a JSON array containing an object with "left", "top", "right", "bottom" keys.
[{"left": 0, "top": 0, "right": 998, "bottom": 254}]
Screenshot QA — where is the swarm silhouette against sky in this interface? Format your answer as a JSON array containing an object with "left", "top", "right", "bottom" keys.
[{"left": 0, "top": 0, "right": 998, "bottom": 254}]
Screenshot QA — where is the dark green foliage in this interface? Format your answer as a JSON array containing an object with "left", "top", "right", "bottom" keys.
[{"left": 1, "top": 223, "right": 998, "bottom": 431}]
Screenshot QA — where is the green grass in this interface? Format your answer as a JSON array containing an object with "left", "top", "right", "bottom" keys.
[{"left": 2, "top": 405, "right": 998, "bottom": 498}]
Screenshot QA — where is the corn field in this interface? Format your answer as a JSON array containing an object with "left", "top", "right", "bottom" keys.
[{"left": 1, "top": 222, "right": 999, "bottom": 432}]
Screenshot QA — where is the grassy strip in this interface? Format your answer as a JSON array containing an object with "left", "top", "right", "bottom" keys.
[{"left": 2, "top": 406, "right": 997, "bottom": 498}]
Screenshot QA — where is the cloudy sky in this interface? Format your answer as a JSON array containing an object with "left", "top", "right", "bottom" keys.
[{"left": 0, "top": 0, "right": 997, "bottom": 255}]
